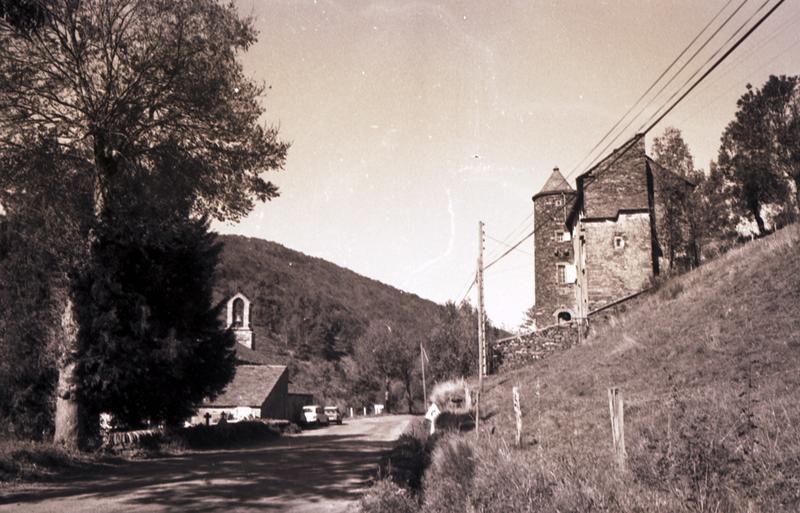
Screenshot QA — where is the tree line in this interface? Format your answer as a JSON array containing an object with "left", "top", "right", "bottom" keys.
[
  {"left": 349, "top": 301, "right": 504, "bottom": 415},
  {"left": 652, "top": 74, "right": 799, "bottom": 269}
]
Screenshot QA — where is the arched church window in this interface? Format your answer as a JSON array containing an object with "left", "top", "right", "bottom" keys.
[{"left": 232, "top": 298, "right": 245, "bottom": 327}]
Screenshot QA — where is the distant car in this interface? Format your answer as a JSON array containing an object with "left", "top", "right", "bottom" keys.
[
  {"left": 302, "top": 405, "right": 329, "bottom": 426},
  {"left": 324, "top": 406, "right": 343, "bottom": 425}
]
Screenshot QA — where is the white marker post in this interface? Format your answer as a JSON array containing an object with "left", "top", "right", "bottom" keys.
[{"left": 425, "top": 403, "right": 441, "bottom": 435}]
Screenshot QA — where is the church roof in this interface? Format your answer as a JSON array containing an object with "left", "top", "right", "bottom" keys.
[
  {"left": 205, "top": 364, "right": 287, "bottom": 407},
  {"left": 533, "top": 167, "right": 574, "bottom": 200}
]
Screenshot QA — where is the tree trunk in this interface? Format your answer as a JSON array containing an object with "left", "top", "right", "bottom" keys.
[
  {"left": 384, "top": 378, "right": 390, "bottom": 414},
  {"left": 53, "top": 294, "right": 85, "bottom": 450},
  {"left": 752, "top": 205, "right": 767, "bottom": 236}
]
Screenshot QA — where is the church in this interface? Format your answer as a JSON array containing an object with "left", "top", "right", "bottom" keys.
[{"left": 530, "top": 135, "right": 694, "bottom": 330}]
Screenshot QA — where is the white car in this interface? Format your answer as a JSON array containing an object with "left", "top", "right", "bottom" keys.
[
  {"left": 302, "top": 405, "right": 329, "bottom": 426},
  {"left": 324, "top": 406, "right": 343, "bottom": 425}
]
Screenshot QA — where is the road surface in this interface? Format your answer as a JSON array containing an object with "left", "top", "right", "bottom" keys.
[{"left": 0, "top": 415, "right": 413, "bottom": 513}]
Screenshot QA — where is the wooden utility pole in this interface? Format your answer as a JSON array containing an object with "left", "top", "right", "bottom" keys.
[
  {"left": 476, "top": 221, "right": 486, "bottom": 436},
  {"left": 420, "top": 342, "right": 428, "bottom": 406},
  {"left": 608, "top": 387, "right": 626, "bottom": 469}
]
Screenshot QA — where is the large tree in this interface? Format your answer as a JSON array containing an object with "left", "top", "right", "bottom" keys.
[
  {"left": 717, "top": 77, "right": 796, "bottom": 236},
  {"left": 652, "top": 127, "right": 702, "bottom": 268},
  {"left": 77, "top": 193, "right": 236, "bottom": 429},
  {"left": 425, "top": 302, "right": 478, "bottom": 383},
  {"left": 352, "top": 321, "right": 418, "bottom": 414},
  {"left": 0, "top": 0, "right": 287, "bottom": 448}
]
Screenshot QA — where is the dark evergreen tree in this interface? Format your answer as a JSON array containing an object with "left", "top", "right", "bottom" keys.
[{"left": 75, "top": 198, "right": 235, "bottom": 428}]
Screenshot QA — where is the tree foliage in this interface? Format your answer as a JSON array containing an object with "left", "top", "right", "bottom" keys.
[
  {"left": 652, "top": 127, "right": 701, "bottom": 268},
  {"left": 425, "top": 302, "right": 479, "bottom": 383},
  {"left": 352, "top": 321, "right": 418, "bottom": 414},
  {"left": 0, "top": 0, "right": 287, "bottom": 444},
  {"left": 717, "top": 76, "right": 798, "bottom": 235},
  {"left": 74, "top": 185, "right": 236, "bottom": 428}
]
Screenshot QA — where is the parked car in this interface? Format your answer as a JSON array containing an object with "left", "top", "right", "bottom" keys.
[
  {"left": 324, "top": 406, "right": 343, "bottom": 425},
  {"left": 301, "top": 405, "right": 329, "bottom": 426}
]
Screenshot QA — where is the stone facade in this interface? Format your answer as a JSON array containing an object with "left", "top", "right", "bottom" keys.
[
  {"left": 531, "top": 135, "right": 692, "bottom": 325},
  {"left": 576, "top": 213, "right": 653, "bottom": 313},
  {"left": 492, "top": 324, "right": 580, "bottom": 371},
  {"left": 532, "top": 168, "right": 577, "bottom": 329}
]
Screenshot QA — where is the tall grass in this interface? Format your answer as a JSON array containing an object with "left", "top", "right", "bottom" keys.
[{"left": 361, "top": 224, "right": 800, "bottom": 512}]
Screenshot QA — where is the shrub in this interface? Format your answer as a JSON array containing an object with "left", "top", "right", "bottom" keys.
[
  {"left": 421, "top": 435, "right": 474, "bottom": 513},
  {"left": 0, "top": 440, "right": 80, "bottom": 482},
  {"left": 359, "top": 479, "right": 419, "bottom": 513},
  {"left": 429, "top": 379, "right": 472, "bottom": 414},
  {"left": 380, "top": 419, "right": 434, "bottom": 493}
]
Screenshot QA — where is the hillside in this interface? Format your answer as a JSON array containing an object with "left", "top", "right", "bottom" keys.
[
  {"left": 213, "top": 234, "right": 449, "bottom": 402},
  {"left": 476, "top": 224, "right": 800, "bottom": 511}
]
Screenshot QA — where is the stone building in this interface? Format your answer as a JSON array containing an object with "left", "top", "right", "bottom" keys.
[
  {"left": 531, "top": 167, "right": 578, "bottom": 328},
  {"left": 531, "top": 135, "right": 692, "bottom": 328},
  {"left": 194, "top": 364, "right": 290, "bottom": 424}
]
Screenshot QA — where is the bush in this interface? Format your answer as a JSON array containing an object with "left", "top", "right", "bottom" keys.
[
  {"left": 380, "top": 419, "right": 434, "bottom": 493},
  {"left": 421, "top": 435, "right": 474, "bottom": 513},
  {"left": 429, "top": 379, "right": 472, "bottom": 414},
  {"left": 0, "top": 440, "right": 80, "bottom": 482},
  {"left": 359, "top": 479, "right": 419, "bottom": 513}
]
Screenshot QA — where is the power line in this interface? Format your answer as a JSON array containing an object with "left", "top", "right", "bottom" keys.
[
  {"left": 637, "top": 0, "right": 786, "bottom": 136},
  {"left": 484, "top": 211, "right": 533, "bottom": 261},
  {"left": 483, "top": 0, "right": 786, "bottom": 274},
  {"left": 486, "top": 233, "right": 534, "bottom": 257},
  {"left": 636, "top": 0, "right": 775, "bottom": 133},
  {"left": 565, "top": 0, "right": 739, "bottom": 178},
  {"left": 573, "top": 0, "right": 755, "bottom": 179}
]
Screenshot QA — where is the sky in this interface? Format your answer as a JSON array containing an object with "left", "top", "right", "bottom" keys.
[{"left": 214, "top": 0, "right": 800, "bottom": 330}]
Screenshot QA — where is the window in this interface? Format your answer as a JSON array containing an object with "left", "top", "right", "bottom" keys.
[
  {"left": 557, "top": 264, "right": 568, "bottom": 284},
  {"left": 554, "top": 230, "right": 572, "bottom": 242},
  {"left": 557, "top": 311, "right": 572, "bottom": 323},
  {"left": 232, "top": 298, "right": 245, "bottom": 327},
  {"left": 614, "top": 236, "right": 625, "bottom": 249}
]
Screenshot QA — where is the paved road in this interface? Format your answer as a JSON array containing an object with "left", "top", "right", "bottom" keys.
[{"left": 0, "top": 415, "right": 413, "bottom": 513}]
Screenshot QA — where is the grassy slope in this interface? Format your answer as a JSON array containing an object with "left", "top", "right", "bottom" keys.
[{"left": 480, "top": 224, "right": 800, "bottom": 511}]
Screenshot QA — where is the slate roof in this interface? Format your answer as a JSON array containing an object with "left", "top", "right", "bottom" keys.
[
  {"left": 205, "top": 364, "right": 287, "bottom": 407},
  {"left": 533, "top": 168, "right": 574, "bottom": 200}
]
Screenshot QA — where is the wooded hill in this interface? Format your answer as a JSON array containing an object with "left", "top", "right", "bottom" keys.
[{"left": 213, "top": 234, "right": 451, "bottom": 403}]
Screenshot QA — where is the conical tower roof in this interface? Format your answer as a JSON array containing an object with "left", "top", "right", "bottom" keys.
[{"left": 533, "top": 167, "right": 574, "bottom": 200}]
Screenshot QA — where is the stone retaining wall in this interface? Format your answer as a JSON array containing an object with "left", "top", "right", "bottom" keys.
[{"left": 491, "top": 323, "right": 580, "bottom": 371}]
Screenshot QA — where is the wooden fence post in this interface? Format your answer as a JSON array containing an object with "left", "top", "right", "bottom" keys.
[
  {"left": 512, "top": 386, "right": 522, "bottom": 447},
  {"left": 608, "top": 387, "right": 626, "bottom": 469}
]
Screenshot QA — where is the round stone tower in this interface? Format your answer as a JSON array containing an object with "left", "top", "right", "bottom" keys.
[{"left": 531, "top": 167, "right": 577, "bottom": 330}]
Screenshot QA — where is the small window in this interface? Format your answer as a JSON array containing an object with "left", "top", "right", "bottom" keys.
[
  {"left": 557, "top": 311, "right": 572, "bottom": 323},
  {"left": 554, "top": 230, "right": 571, "bottom": 242},
  {"left": 557, "top": 263, "right": 566, "bottom": 284},
  {"left": 614, "top": 236, "right": 625, "bottom": 249}
]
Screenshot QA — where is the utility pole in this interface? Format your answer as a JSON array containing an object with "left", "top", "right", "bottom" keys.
[
  {"left": 420, "top": 342, "right": 428, "bottom": 406},
  {"left": 476, "top": 221, "right": 486, "bottom": 436}
]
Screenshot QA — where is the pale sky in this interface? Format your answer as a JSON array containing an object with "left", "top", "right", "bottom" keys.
[{"left": 214, "top": 0, "right": 800, "bottom": 329}]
